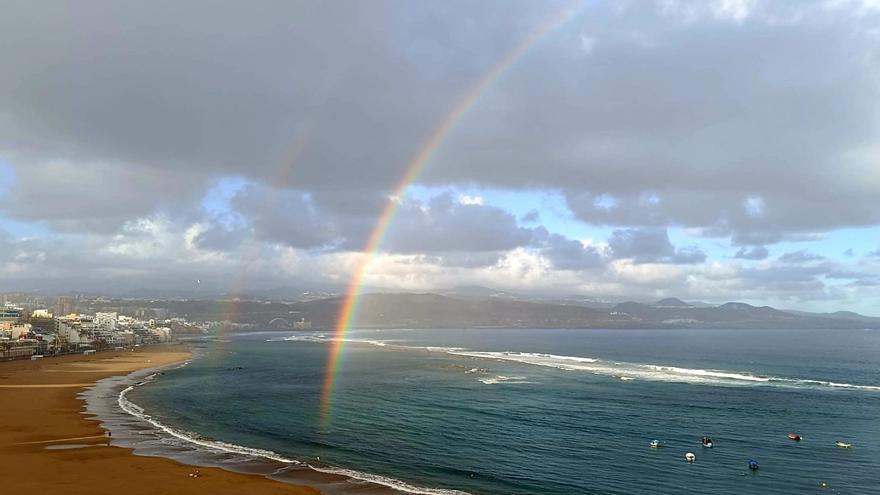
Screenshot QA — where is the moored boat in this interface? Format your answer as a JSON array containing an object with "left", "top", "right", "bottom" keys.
[
  {"left": 701, "top": 437, "right": 714, "bottom": 448},
  {"left": 835, "top": 441, "right": 852, "bottom": 448}
]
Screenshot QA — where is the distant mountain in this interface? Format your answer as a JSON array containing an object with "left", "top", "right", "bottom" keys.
[
  {"left": 234, "top": 286, "right": 341, "bottom": 302},
  {"left": 53, "top": 289, "right": 880, "bottom": 330},
  {"left": 205, "top": 293, "right": 880, "bottom": 330},
  {"left": 608, "top": 300, "right": 878, "bottom": 329},
  {"left": 784, "top": 309, "right": 880, "bottom": 324},
  {"left": 291, "top": 293, "right": 636, "bottom": 329},
  {"left": 437, "top": 285, "right": 515, "bottom": 300},
  {"left": 652, "top": 297, "right": 693, "bottom": 308}
]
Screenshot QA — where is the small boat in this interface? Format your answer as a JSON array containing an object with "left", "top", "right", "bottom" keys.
[
  {"left": 748, "top": 459, "right": 759, "bottom": 470},
  {"left": 650, "top": 439, "right": 660, "bottom": 448},
  {"left": 701, "top": 437, "right": 714, "bottom": 448},
  {"left": 835, "top": 441, "right": 852, "bottom": 448},
  {"left": 685, "top": 452, "right": 696, "bottom": 462},
  {"left": 787, "top": 433, "right": 802, "bottom": 441}
]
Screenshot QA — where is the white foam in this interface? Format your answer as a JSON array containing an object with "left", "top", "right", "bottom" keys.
[
  {"left": 450, "top": 351, "right": 600, "bottom": 371},
  {"left": 446, "top": 350, "right": 879, "bottom": 391},
  {"left": 267, "top": 334, "right": 329, "bottom": 343},
  {"left": 309, "top": 465, "right": 471, "bottom": 495},
  {"left": 644, "top": 365, "right": 770, "bottom": 383},
  {"left": 118, "top": 383, "right": 300, "bottom": 464},
  {"left": 478, "top": 375, "right": 533, "bottom": 385},
  {"left": 117, "top": 376, "right": 475, "bottom": 494},
  {"left": 773, "top": 378, "right": 880, "bottom": 392},
  {"left": 273, "top": 333, "right": 880, "bottom": 392},
  {"left": 274, "top": 334, "right": 460, "bottom": 353}
]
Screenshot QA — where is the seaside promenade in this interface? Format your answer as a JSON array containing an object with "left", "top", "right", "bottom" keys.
[{"left": 0, "top": 345, "right": 318, "bottom": 495}]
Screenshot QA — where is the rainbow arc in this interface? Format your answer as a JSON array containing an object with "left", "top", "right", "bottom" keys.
[{"left": 319, "top": 3, "right": 579, "bottom": 429}]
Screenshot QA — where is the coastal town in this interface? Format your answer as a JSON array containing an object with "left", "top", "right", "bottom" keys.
[{"left": 0, "top": 295, "right": 189, "bottom": 361}]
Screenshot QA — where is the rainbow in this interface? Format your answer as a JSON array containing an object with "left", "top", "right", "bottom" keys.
[{"left": 319, "top": 3, "right": 578, "bottom": 429}]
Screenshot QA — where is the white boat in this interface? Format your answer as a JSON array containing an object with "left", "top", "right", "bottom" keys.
[
  {"left": 685, "top": 452, "right": 696, "bottom": 462},
  {"left": 835, "top": 441, "right": 852, "bottom": 448},
  {"left": 650, "top": 439, "right": 660, "bottom": 448}
]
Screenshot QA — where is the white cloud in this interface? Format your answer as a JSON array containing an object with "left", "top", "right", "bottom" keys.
[{"left": 457, "top": 194, "right": 485, "bottom": 206}]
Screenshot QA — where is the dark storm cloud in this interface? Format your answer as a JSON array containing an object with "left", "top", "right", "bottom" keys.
[
  {"left": 778, "top": 250, "right": 826, "bottom": 264},
  {"left": 532, "top": 229, "right": 605, "bottom": 270},
  {"left": 0, "top": 163, "right": 205, "bottom": 232},
  {"left": 431, "top": 1, "right": 880, "bottom": 242},
  {"left": 192, "top": 224, "right": 251, "bottom": 252},
  {"left": 383, "top": 193, "right": 536, "bottom": 253},
  {"left": 670, "top": 246, "right": 707, "bottom": 265},
  {"left": 734, "top": 246, "right": 769, "bottom": 260},
  {"left": 229, "top": 185, "right": 345, "bottom": 250},
  {"left": 0, "top": 0, "right": 563, "bottom": 219},
  {"left": 733, "top": 265, "right": 831, "bottom": 301},
  {"left": 0, "top": 0, "right": 879, "bottom": 308},
  {"left": 0, "top": 0, "right": 877, "bottom": 244},
  {"left": 608, "top": 228, "right": 705, "bottom": 264},
  {"left": 221, "top": 187, "right": 537, "bottom": 254}
]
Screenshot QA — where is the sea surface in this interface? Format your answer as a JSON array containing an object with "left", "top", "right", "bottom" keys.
[{"left": 125, "top": 328, "right": 880, "bottom": 494}]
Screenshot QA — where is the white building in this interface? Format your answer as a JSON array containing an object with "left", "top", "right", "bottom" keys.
[
  {"left": 95, "top": 312, "right": 118, "bottom": 332},
  {"left": 0, "top": 323, "right": 32, "bottom": 340},
  {"left": 31, "top": 309, "right": 53, "bottom": 319}
]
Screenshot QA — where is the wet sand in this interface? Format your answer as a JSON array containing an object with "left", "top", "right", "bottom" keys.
[{"left": 0, "top": 346, "right": 320, "bottom": 495}]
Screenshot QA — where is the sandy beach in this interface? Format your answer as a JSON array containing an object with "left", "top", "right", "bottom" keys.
[{"left": 0, "top": 346, "right": 319, "bottom": 495}]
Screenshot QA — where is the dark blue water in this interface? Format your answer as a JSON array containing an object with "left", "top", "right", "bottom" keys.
[{"left": 131, "top": 328, "right": 880, "bottom": 494}]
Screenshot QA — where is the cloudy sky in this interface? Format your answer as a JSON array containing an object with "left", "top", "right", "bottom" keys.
[{"left": 1, "top": 0, "right": 879, "bottom": 313}]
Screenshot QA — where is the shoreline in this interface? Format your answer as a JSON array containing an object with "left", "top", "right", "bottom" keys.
[
  {"left": 89, "top": 344, "right": 468, "bottom": 495},
  {"left": 0, "top": 345, "right": 321, "bottom": 495}
]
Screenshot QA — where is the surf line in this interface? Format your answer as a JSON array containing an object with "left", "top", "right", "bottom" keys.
[{"left": 319, "top": 2, "right": 580, "bottom": 430}]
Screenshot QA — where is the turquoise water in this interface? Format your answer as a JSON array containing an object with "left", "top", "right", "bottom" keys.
[{"left": 131, "top": 328, "right": 880, "bottom": 494}]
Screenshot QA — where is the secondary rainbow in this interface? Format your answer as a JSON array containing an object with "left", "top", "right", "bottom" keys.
[
  {"left": 215, "top": 122, "right": 314, "bottom": 361},
  {"left": 319, "top": 3, "right": 579, "bottom": 428}
]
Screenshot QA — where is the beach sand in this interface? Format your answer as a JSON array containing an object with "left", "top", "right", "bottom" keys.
[{"left": 0, "top": 345, "right": 319, "bottom": 495}]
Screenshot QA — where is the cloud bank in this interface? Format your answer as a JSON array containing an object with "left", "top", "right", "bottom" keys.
[{"left": 1, "top": 0, "right": 879, "bottom": 312}]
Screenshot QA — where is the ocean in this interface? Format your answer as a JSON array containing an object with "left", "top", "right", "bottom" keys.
[{"left": 103, "top": 328, "right": 880, "bottom": 494}]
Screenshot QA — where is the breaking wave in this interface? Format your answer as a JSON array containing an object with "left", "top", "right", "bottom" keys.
[
  {"left": 478, "top": 375, "right": 533, "bottom": 385},
  {"left": 118, "top": 377, "right": 300, "bottom": 463},
  {"left": 309, "top": 465, "right": 471, "bottom": 495},
  {"left": 447, "top": 351, "right": 880, "bottom": 391},
  {"left": 117, "top": 370, "right": 473, "bottom": 495},
  {"left": 272, "top": 334, "right": 880, "bottom": 392}
]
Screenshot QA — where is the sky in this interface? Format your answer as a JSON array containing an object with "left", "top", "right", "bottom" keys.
[{"left": 1, "top": 0, "right": 880, "bottom": 314}]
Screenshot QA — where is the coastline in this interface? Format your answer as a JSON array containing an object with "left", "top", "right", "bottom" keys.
[
  {"left": 0, "top": 345, "right": 320, "bottom": 495},
  {"left": 86, "top": 343, "right": 469, "bottom": 495}
]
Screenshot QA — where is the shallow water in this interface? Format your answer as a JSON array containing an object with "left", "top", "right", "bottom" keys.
[{"left": 129, "top": 328, "right": 880, "bottom": 494}]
